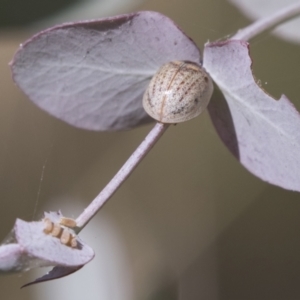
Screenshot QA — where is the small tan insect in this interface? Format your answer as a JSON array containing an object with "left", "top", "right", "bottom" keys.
[
  {"left": 59, "top": 217, "right": 77, "bottom": 228},
  {"left": 43, "top": 218, "right": 77, "bottom": 249},
  {"left": 143, "top": 61, "right": 213, "bottom": 123},
  {"left": 60, "top": 229, "right": 72, "bottom": 245},
  {"left": 43, "top": 218, "right": 53, "bottom": 234},
  {"left": 70, "top": 237, "right": 78, "bottom": 248},
  {"left": 51, "top": 223, "right": 63, "bottom": 237}
]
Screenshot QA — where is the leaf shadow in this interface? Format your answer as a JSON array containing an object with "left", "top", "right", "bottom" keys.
[{"left": 207, "top": 88, "right": 240, "bottom": 159}]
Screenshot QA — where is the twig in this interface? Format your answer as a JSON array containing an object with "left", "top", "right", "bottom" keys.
[
  {"left": 76, "top": 122, "right": 169, "bottom": 229},
  {"left": 232, "top": 1, "right": 300, "bottom": 41}
]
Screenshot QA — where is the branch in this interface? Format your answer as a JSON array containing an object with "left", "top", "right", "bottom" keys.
[
  {"left": 232, "top": 1, "right": 300, "bottom": 41},
  {"left": 75, "top": 122, "right": 169, "bottom": 229}
]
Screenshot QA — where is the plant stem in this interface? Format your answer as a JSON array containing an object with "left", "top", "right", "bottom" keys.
[
  {"left": 75, "top": 122, "right": 169, "bottom": 229},
  {"left": 232, "top": 2, "right": 300, "bottom": 41}
]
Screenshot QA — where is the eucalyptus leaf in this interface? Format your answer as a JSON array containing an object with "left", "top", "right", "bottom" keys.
[
  {"left": 0, "top": 211, "right": 94, "bottom": 275},
  {"left": 204, "top": 40, "right": 300, "bottom": 191},
  {"left": 11, "top": 11, "right": 200, "bottom": 130}
]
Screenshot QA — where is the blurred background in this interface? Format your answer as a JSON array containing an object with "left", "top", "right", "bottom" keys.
[{"left": 1, "top": 0, "right": 300, "bottom": 299}]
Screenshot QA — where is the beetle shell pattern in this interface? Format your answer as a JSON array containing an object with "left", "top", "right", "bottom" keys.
[{"left": 143, "top": 61, "right": 213, "bottom": 123}]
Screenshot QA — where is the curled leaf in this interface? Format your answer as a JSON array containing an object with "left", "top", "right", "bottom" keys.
[
  {"left": 21, "top": 265, "right": 83, "bottom": 288},
  {"left": 0, "top": 211, "right": 94, "bottom": 275},
  {"left": 204, "top": 40, "right": 300, "bottom": 191},
  {"left": 11, "top": 11, "right": 201, "bottom": 131}
]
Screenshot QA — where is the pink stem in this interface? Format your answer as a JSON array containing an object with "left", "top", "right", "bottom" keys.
[
  {"left": 76, "top": 122, "right": 169, "bottom": 229},
  {"left": 232, "top": 2, "right": 300, "bottom": 41}
]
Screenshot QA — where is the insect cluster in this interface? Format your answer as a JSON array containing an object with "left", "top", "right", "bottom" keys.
[
  {"left": 143, "top": 60, "right": 213, "bottom": 123},
  {"left": 43, "top": 217, "right": 78, "bottom": 248}
]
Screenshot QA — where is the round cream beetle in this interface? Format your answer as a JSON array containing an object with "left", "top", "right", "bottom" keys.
[{"left": 143, "top": 61, "right": 213, "bottom": 123}]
